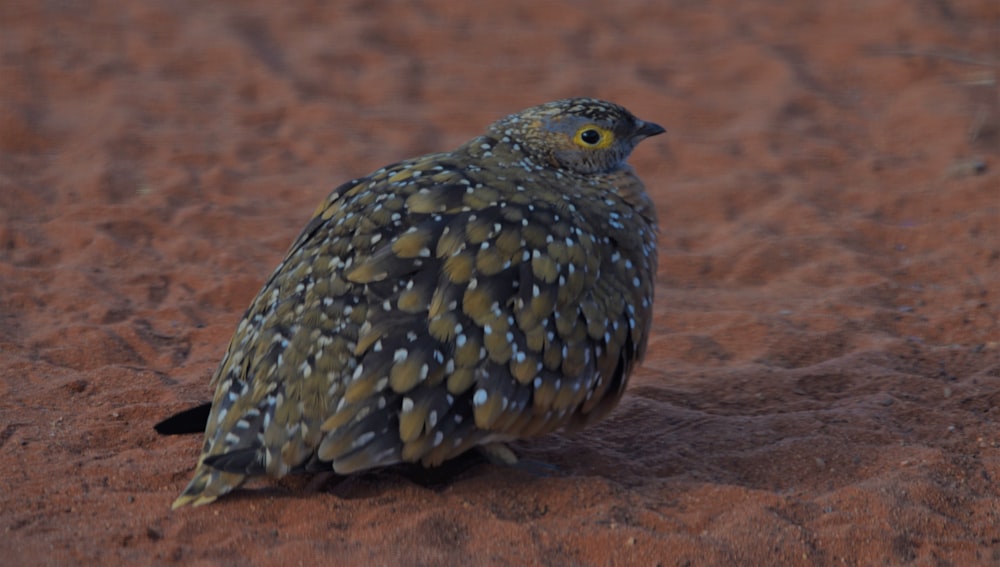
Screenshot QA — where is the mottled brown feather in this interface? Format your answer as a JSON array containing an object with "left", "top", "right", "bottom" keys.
[{"left": 170, "top": 98, "right": 662, "bottom": 508}]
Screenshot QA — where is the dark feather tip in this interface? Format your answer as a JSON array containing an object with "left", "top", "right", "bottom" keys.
[{"left": 154, "top": 402, "right": 212, "bottom": 435}]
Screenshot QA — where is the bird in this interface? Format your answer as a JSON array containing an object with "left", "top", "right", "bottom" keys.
[{"left": 165, "top": 98, "right": 664, "bottom": 508}]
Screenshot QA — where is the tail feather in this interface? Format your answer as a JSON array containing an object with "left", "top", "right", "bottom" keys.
[
  {"left": 155, "top": 403, "right": 212, "bottom": 436},
  {"left": 171, "top": 464, "right": 247, "bottom": 509}
]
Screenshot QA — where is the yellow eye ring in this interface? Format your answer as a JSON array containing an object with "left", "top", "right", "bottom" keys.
[{"left": 573, "top": 125, "right": 614, "bottom": 149}]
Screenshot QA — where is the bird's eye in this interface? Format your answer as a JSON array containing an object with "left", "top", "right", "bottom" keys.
[
  {"left": 573, "top": 125, "right": 613, "bottom": 149},
  {"left": 580, "top": 129, "right": 601, "bottom": 145}
]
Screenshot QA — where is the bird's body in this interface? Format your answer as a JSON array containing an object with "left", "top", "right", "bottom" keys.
[{"left": 171, "top": 98, "right": 663, "bottom": 508}]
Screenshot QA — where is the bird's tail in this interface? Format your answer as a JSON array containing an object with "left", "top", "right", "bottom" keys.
[{"left": 171, "top": 463, "right": 247, "bottom": 509}]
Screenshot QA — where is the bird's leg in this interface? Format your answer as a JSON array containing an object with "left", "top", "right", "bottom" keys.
[
  {"left": 477, "top": 442, "right": 560, "bottom": 476},
  {"left": 477, "top": 442, "right": 519, "bottom": 465}
]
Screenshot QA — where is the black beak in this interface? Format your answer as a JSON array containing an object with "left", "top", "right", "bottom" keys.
[{"left": 635, "top": 119, "right": 666, "bottom": 139}]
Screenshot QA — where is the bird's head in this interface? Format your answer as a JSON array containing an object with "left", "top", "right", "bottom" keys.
[{"left": 489, "top": 98, "right": 665, "bottom": 174}]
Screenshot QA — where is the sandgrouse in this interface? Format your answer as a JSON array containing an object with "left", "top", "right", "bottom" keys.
[{"left": 164, "top": 98, "right": 663, "bottom": 508}]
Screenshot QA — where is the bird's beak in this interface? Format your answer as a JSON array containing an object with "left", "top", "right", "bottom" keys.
[{"left": 635, "top": 120, "right": 666, "bottom": 139}]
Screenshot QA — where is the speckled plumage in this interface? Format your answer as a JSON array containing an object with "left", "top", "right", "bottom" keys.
[{"left": 171, "top": 98, "right": 663, "bottom": 508}]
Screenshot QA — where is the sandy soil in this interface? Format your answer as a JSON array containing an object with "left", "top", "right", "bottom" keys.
[{"left": 2, "top": 1, "right": 998, "bottom": 565}]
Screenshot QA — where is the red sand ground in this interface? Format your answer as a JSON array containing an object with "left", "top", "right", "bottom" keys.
[{"left": 2, "top": 1, "right": 998, "bottom": 565}]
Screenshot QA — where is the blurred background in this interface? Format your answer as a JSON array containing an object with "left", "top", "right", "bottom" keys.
[{"left": 1, "top": 1, "right": 998, "bottom": 565}]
